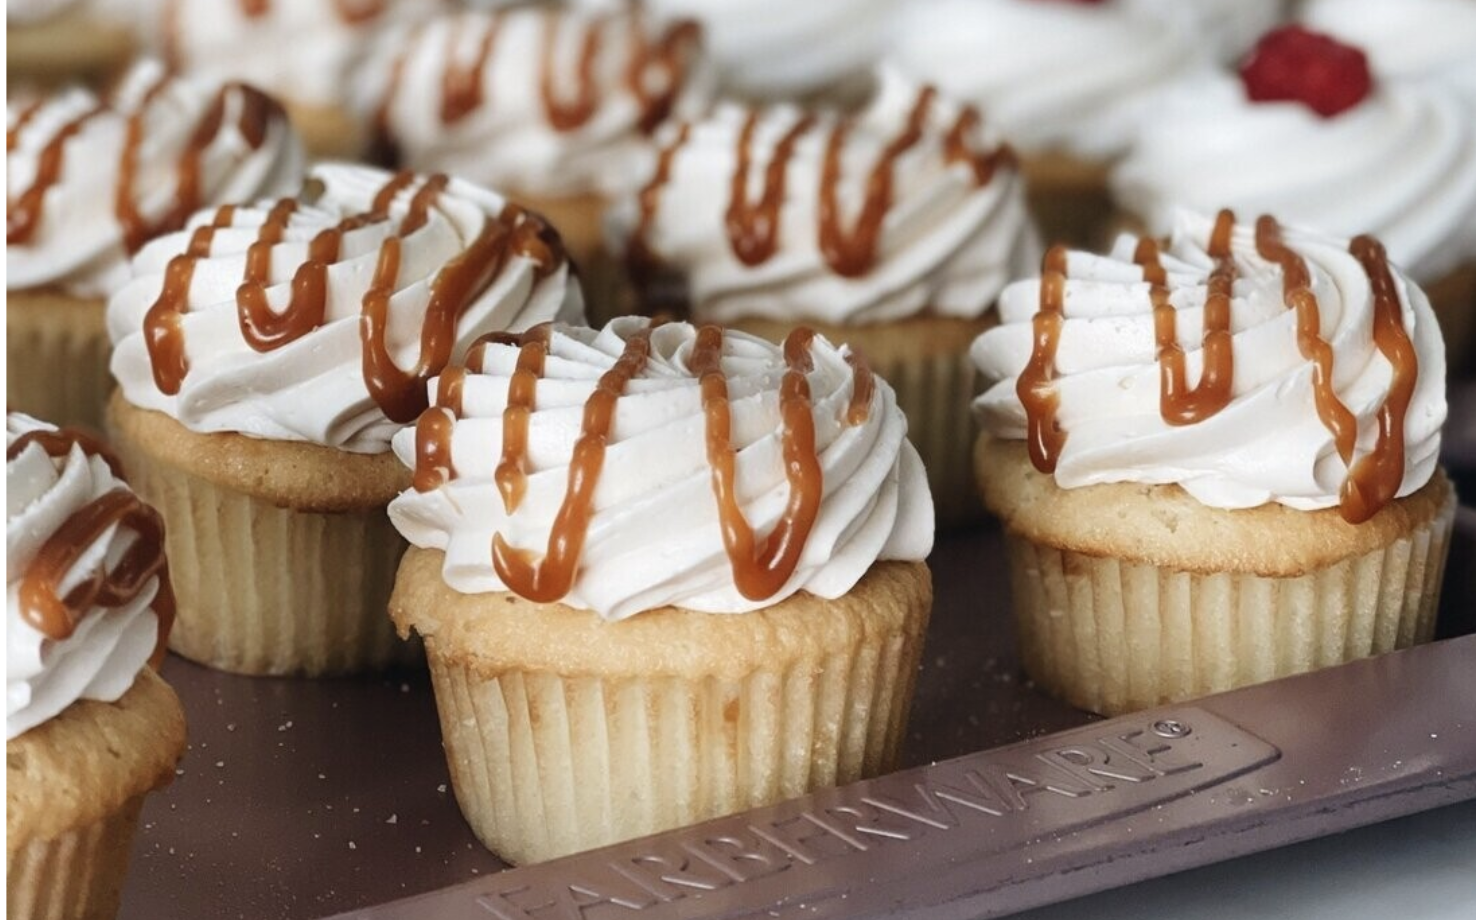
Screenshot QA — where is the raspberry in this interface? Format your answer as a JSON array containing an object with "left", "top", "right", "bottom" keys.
[{"left": 1240, "top": 25, "right": 1373, "bottom": 118}]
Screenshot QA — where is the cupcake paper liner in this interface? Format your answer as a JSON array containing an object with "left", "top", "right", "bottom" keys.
[
  {"left": 117, "top": 446, "right": 413, "bottom": 676},
  {"left": 6, "top": 795, "right": 145, "bottom": 920},
  {"left": 6, "top": 293, "right": 111, "bottom": 432},
  {"left": 1003, "top": 488, "right": 1457, "bottom": 716},
  {"left": 425, "top": 625, "right": 921, "bottom": 865}
]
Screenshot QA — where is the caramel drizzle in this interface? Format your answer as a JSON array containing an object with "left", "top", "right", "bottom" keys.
[
  {"left": 7, "top": 427, "right": 125, "bottom": 478},
  {"left": 235, "top": 172, "right": 414, "bottom": 352},
  {"left": 727, "top": 112, "right": 817, "bottom": 266},
  {"left": 1343, "top": 235, "right": 1418, "bottom": 524},
  {"left": 144, "top": 171, "right": 564, "bottom": 421},
  {"left": 117, "top": 77, "right": 279, "bottom": 255},
  {"left": 493, "top": 325, "right": 554, "bottom": 512},
  {"left": 237, "top": 0, "right": 384, "bottom": 23},
  {"left": 7, "top": 105, "right": 106, "bottom": 245},
  {"left": 1134, "top": 209, "right": 1238, "bottom": 426},
  {"left": 1016, "top": 246, "right": 1071, "bottom": 473},
  {"left": 626, "top": 18, "right": 701, "bottom": 135},
  {"left": 491, "top": 325, "right": 661, "bottom": 603},
  {"left": 6, "top": 100, "right": 45, "bottom": 152},
  {"left": 942, "top": 106, "right": 1017, "bottom": 185},
  {"left": 441, "top": 14, "right": 503, "bottom": 125},
  {"left": 17, "top": 488, "right": 175, "bottom": 668},
  {"left": 844, "top": 350, "right": 875, "bottom": 426},
  {"left": 819, "top": 88, "right": 935, "bottom": 278},
  {"left": 692, "top": 325, "right": 824, "bottom": 601},
  {"left": 626, "top": 122, "right": 691, "bottom": 291},
  {"left": 540, "top": 14, "right": 604, "bottom": 132}
]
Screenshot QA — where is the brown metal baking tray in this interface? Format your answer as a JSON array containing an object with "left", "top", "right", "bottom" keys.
[{"left": 118, "top": 389, "right": 1476, "bottom": 920}]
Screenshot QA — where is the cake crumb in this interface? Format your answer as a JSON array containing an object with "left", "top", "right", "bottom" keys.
[{"left": 386, "top": 814, "right": 398, "bottom": 825}]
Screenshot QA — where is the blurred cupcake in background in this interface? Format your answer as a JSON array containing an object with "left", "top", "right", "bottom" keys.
[
  {"left": 7, "top": 0, "right": 154, "bottom": 88},
  {"left": 153, "top": 0, "right": 444, "bottom": 159},
  {"left": 606, "top": 69, "right": 1040, "bottom": 526},
  {"left": 356, "top": 2, "right": 715, "bottom": 323},
  {"left": 973, "top": 210, "right": 1456, "bottom": 715},
  {"left": 1302, "top": 0, "right": 1476, "bottom": 101},
  {"left": 575, "top": 0, "right": 895, "bottom": 107},
  {"left": 7, "top": 59, "right": 304, "bottom": 432},
  {"left": 1111, "top": 26, "right": 1476, "bottom": 371},
  {"left": 105, "top": 163, "right": 583, "bottom": 676},
  {"left": 887, "top": 0, "right": 1203, "bottom": 247},
  {"left": 7, "top": 412, "right": 187, "bottom": 920}
]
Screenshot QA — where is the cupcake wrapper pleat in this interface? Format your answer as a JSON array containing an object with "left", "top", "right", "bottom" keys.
[
  {"left": 425, "top": 620, "right": 923, "bottom": 865},
  {"left": 6, "top": 299, "right": 110, "bottom": 432},
  {"left": 6, "top": 794, "right": 144, "bottom": 920},
  {"left": 120, "top": 452, "right": 415, "bottom": 676},
  {"left": 1004, "top": 490, "right": 1457, "bottom": 716}
]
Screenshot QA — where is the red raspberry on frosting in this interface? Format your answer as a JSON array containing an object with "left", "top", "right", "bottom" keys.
[{"left": 1240, "top": 25, "right": 1373, "bottom": 118}]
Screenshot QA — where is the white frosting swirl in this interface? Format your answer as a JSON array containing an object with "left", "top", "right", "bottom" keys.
[
  {"left": 356, "top": 6, "right": 716, "bottom": 199},
  {"left": 1303, "top": 0, "right": 1476, "bottom": 100},
  {"left": 6, "top": 60, "right": 304, "bottom": 298},
  {"left": 1124, "top": 0, "right": 1287, "bottom": 64},
  {"left": 887, "top": 0, "right": 1205, "bottom": 160},
  {"left": 108, "top": 163, "right": 585, "bottom": 454},
  {"left": 607, "top": 71, "right": 1040, "bottom": 325},
  {"left": 972, "top": 212, "right": 1446, "bottom": 512},
  {"left": 389, "top": 319, "right": 934, "bottom": 621},
  {"left": 1111, "top": 74, "right": 1476, "bottom": 285},
  {"left": 7, "top": 413, "right": 163, "bottom": 741},
  {"left": 577, "top": 0, "right": 893, "bottom": 101},
  {"left": 159, "top": 0, "right": 443, "bottom": 108}
]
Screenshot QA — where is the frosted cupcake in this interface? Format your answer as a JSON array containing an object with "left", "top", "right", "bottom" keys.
[
  {"left": 1111, "top": 26, "right": 1476, "bottom": 369},
  {"left": 7, "top": 60, "right": 304, "bottom": 433},
  {"left": 7, "top": 0, "right": 149, "bottom": 87},
  {"left": 608, "top": 70, "right": 1039, "bottom": 525},
  {"left": 105, "top": 163, "right": 584, "bottom": 676},
  {"left": 357, "top": 3, "right": 714, "bottom": 322},
  {"left": 1302, "top": 0, "right": 1476, "bottom": 101},
  {"left": 7, "top": 413, "right": 186, "bottom": 920},
  {"left": 154, "top": 0, "right": 443, "bottom": 158},
  {"left": 887, "top": 0, "right": 1203, "bottom": 247},
  {"left": 972, "top": 210, "right": 1456, "bottom": 716},
  {"left": 574, "top": 0, "right": 893, "bottom": 107},
  {"left": 388, "top": 318, "right": 934, "bottom": 863}
]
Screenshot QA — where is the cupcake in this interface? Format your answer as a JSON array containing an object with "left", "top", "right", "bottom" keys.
[
  {"left": 607, "top": 69, "right": 1039, "bottom": 526},
  {"left": 7, "top": 0, "right": 147, "bottom": 88},
  {"left": 155, "top": 0, "right": 444, "bottom": 159},
  {"left": 1111, "top": 26, "right": 1476, "bottom": 371},
  {"left": 105, "top": 163, "right": 584, "bottom": 676},
  {"left": 577, "top": 0, "right": 892, "bottom": 107},
  {"left": 388, "top": 318, "right": 934, "bottom": 863},
  {"left": 357, "top": 3, "right": 714, "bottom": 324},
  {"left": 7, "top": 412, "right": 187, "bottom": 920},
  {"left": 972, "top": 210, "right": 1457, "bottom": 716},
  {"left": 886, "top": 0, "right": 1203, "bottom": 247},
  {"left": 1302, "top": 0, "right": 1476, "bottom": 101},
  {"left": 6, "top": 60, "right": 304, "bottom": 433}
]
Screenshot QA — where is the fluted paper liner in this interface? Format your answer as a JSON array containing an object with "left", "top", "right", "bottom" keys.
[
  {"left": 7, "top": 795, "right": 144, "bottom": 920},
  {"left": 7, "top": 669, "right": 185, "bottom": 920},
  {"left": 731, "top": 314, "right": 994, "bottom": 528},
  {"left": 109, "top": 397, "right": 415, "bottom": 676},
  {"left": 1003, "top": 490, "right": 1457, "bottom": 717},
  {"left": 6, "top": 292, "right": 111, "bottom": 432},
  {"left": 393, "top": 550, "right": 931, "bottom": 864}
]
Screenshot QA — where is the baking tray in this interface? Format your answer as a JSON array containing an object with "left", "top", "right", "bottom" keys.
[{"left": 118, "top": 390, "right": 1476, "bottom": 920}]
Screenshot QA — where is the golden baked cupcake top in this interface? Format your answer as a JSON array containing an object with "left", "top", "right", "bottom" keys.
[{"left": 972, "top": 209, "right": 1446, "bottom": 523}]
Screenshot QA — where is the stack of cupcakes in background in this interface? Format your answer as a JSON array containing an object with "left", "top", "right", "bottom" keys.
[{"left": 357, "top": 1, "right": 716, "bottom": 324}]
